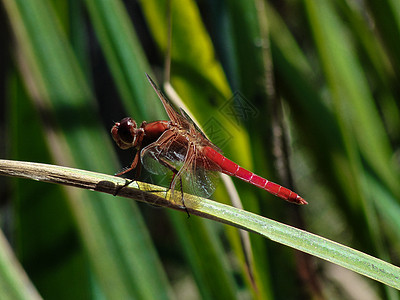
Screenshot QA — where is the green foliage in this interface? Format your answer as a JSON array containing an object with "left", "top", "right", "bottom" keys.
[{"left": 1, "top": 0, "right": 400, "bottom": 298}]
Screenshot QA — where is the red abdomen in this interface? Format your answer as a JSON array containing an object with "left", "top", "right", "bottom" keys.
[{"left": 203, "top": 146, "right": 307, "bottom": 205}]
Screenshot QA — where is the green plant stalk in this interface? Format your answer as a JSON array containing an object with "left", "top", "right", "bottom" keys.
[
  {"left": 1, "top": 159, "right": 399, "bottom": 291},
  {"left": 0, "top": 230, "right": 42, "bottom": 300}
]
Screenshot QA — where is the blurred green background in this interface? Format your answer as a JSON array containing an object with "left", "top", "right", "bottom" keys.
[{"left": 1, "top": 0, "right": 400, "bottom": 299}]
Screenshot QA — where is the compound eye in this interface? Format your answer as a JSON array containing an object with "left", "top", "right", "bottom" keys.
[{"left": 117, "top": 117, "right": 136, "bottom": 144}]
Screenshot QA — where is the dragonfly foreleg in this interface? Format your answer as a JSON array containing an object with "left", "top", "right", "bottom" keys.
[
  {"left": 114, "top": 151, "right": 141, "bottom": 196},
  {"left": 115, "top": 150, "right": 141, "bottom": 176}
]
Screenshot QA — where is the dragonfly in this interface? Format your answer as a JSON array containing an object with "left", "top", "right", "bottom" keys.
[{"left": 111, "top": 74, "right": 307, "bottom": 206}]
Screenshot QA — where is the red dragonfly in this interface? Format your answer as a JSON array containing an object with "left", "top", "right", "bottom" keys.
[{"left": 111, "top": 74, "right": 307, "bottom": 206}]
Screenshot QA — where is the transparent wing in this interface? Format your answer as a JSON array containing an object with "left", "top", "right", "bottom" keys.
[
  {"left": 179, "top": 107, "right": 222, "bottom": 153},
  {"left": 146, "top": 74, "right": 190, "bottom": 128},
  {"left": 141, "top": 132, "right": 220, "bottom": 198},
  {"left": 179, "top": 108, "right": 208, "bottom": 137},
  {"left": 140, "top": 130, "right": 187, "bottom": 175},
  {"left": 145, "top": 74, "right": 221, "bottom": 151},
  {"left": 144, "top": 74, "right": 222, "bottom": 198},
  {"left": 173, "top": 143, "right": 221, "bottom": 199}
]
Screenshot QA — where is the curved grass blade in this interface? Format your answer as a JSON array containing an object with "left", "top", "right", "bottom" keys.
[
  {"left": 1, "top": 159, "right": 399, "bottom": 291},
  {"left": 0, "top": 230, "right": 42, "bottom": 300}
]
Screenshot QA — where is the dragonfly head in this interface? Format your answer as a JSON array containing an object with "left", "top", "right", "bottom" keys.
[{"left": 111, "top": 117, "right": 138, "bottom": 149}]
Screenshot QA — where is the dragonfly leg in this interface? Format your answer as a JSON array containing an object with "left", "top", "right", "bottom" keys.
[
  {"left": 157, "top": 157, "right": 189, "bottom": 217},
  {"left": 113, "top": 178, "right": 134, "bottom": 196},
  {"left": 115, "top": 150, "right": 141, "bottom": 176},
  {"left": 114, "top": 151, "right": 141, "bottom": 196},
  {"left": 180, "top": 177, "right": 190, "bottom": 218}
]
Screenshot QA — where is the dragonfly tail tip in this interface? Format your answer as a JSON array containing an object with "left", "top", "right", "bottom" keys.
[{"left": 296, "top": 195, "right": 308, "bottom": 205}]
